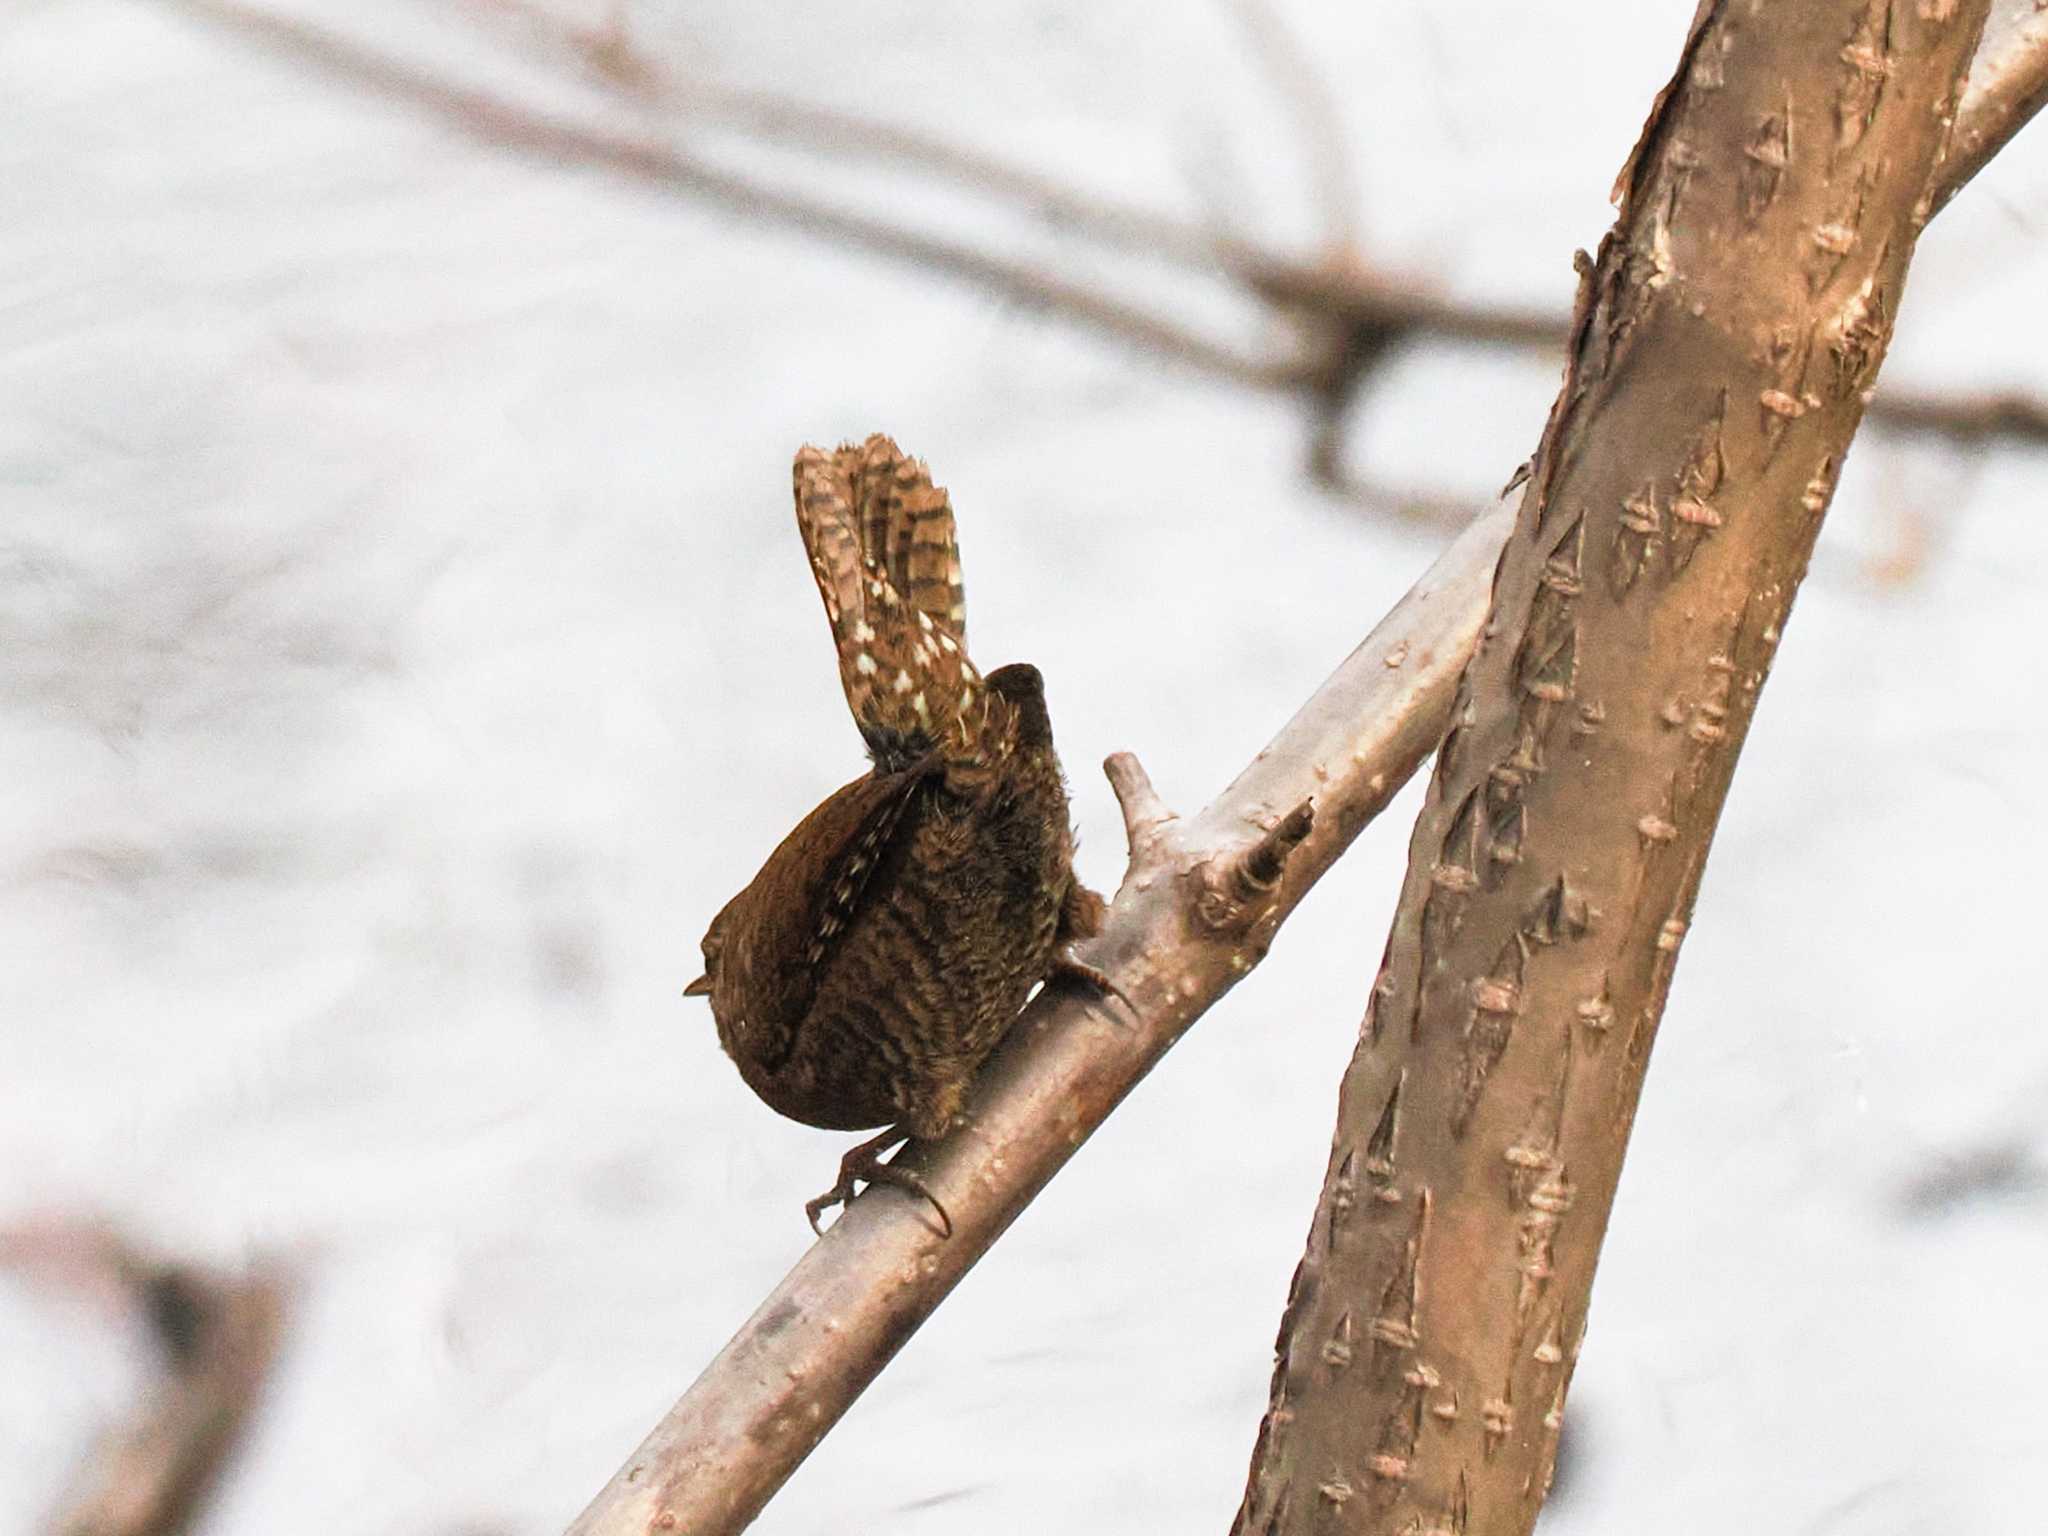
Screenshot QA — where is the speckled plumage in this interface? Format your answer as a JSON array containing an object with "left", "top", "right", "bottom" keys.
[{"left": 688, "top": 436, "right": 1100, "bottom": 1225}]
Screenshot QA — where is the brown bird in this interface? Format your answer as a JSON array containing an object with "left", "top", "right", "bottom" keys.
[{"left": 686, "top": 435, "right": 1104, "bottom": 1234}]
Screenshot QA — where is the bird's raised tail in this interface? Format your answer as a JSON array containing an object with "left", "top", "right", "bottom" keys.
[{"left": 794, "top": 435, "right": 986, "bottom": 771}]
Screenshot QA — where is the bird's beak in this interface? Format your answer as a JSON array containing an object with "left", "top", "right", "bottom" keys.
[{"left": 683, "top": 973, "right": 712, "bottom": 998}]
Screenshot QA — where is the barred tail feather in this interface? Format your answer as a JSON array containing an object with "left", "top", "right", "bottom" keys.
[
  {"left": 794, "top": 436, "right": 984, "bottom": 771},
  {"left": 847, "top": 434, "right": 968, "bottom": 648}
]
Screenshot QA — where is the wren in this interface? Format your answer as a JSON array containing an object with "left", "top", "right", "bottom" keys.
[{"left": 686, "top": 434, "right": 1103, "bottom": 1235}]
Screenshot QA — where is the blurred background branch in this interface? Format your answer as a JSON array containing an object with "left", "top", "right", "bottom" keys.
[
  {"left": 184, "top": 0, "right": 2048, "bottom": 530},
  {"left": 2, "top": 1219, "right": 286, "bottom": 1536}
]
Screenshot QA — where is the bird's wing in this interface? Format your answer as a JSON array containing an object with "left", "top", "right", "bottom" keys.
[{"left": 708, "top": 756, "right": 935, "bottom": 1072}]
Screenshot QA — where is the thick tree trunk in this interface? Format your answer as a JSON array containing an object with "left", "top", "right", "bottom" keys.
[{"left": 1233, "top": 5, "right": 1990, "bottom": 1534}]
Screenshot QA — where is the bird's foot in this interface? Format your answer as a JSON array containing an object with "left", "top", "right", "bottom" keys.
[
  {"left": 1047, "top": 945, "right": 1140, "bottom": 1025},
  {"left": 806, "top": 1127, "right": 952, "bottom": 1238}
]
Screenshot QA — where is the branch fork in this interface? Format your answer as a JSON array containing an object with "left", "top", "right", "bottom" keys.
[{"left": 1101, "top": 748, "right": 1316, "bottom": 969}]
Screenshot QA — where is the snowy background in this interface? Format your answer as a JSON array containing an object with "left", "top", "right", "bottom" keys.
[{"left": 5, "top": 2, "right": 2047, "bottom": 1532}]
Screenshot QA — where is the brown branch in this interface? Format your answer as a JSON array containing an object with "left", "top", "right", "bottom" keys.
[
  {"left": 3, "top": 1217, "right": 288, "bottom": 1536},
  {"left": 176, "top": 0, "right": 1301, "bottom": 390},
  {"left": 476, "top": 0, "right": 2048, "bottom": 449},
  {"left": 454, "top": 0, "right": 1564, "bottom": 422},
  {"left": 1232, "top": 5, "right": 1990, "bottom": 1533},
  {"left": 1226, "top": 0, "right": 2047, "bottom": 400},
  {"left": 462, "top": 0, "right": 1560, "bottom": 355},
  {"left": 564, "top": 505, "right": 1513, "bottom": 1536},
  {"left": 1933, "top": 0, "right": 2048, "bottom": 215},
  {"left": 1857, "top": 385, "right": 2048, "bottom": 445},
  {"left": 180, "top": 2, "right": 2048, "bottom": 459},
  {"left": 461, "top": 0, "right": 1243, "bottom": 274}
]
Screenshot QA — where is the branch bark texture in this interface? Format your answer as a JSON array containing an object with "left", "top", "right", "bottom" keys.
[{"left": 1233, "top": 5, "right": 1989, "bottom": 1534}]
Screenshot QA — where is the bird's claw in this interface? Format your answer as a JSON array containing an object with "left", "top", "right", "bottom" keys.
[
  {"left": 1047, "top": 946, "right": 1140, "bottom": 1024},
  {"left": 806, "top": 1128, "right": 953, "bottom": 1238}
]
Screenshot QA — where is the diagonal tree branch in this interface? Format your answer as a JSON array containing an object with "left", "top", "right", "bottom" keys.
[
  {"left": 1934, "top": 0, "right": 2048, "bottom": 216},
  {"left": 1232, "top": 5, "right": 1992, "bottom": 1532},
  {"left": 563, "top": 504, "right": 1511, "bottom": 1536}
]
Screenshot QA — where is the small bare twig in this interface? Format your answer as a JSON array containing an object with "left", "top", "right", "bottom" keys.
[
  {"left": 1189, "top": 797, "right": 1317, "bottom": 952},
  {"left": 3, "top": 1217, "right": 288, "bottom": 1536},
  {"left": 1103, "top": 748, "right": 1178, "bottom": 870},
  {"left": 1238, "top": 798, "right": 1318, "bottom": 893}
]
